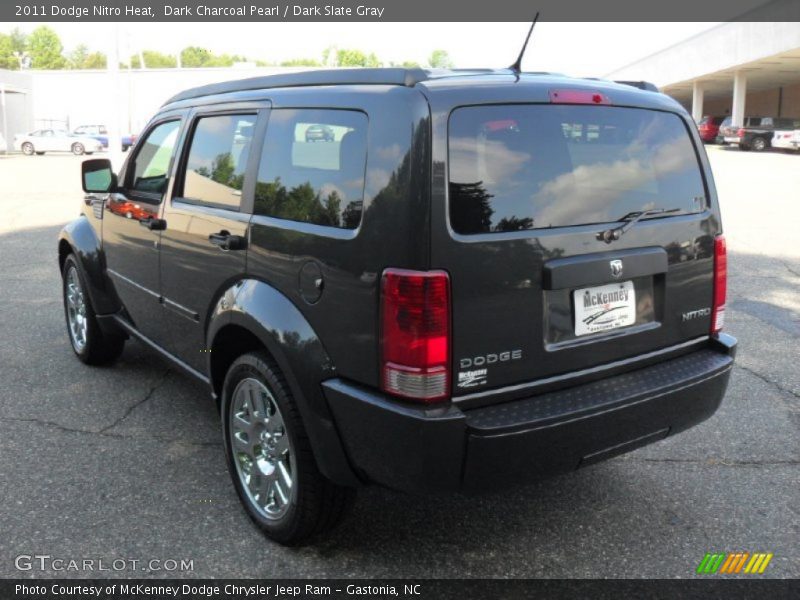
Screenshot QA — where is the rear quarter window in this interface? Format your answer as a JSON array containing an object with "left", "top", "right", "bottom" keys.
[
  {"left": 448, "top": 105, "right": 707, "bottom": 234},
  {"left": 254, "top": 108, "right": 367, "bottom": 229}
]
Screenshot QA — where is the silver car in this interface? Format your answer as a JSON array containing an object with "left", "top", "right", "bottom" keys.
[{"left": 14, "top": 129, "right": 104, "bottom": 156}]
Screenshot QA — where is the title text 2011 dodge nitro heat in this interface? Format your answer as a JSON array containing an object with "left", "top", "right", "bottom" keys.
[{"left": 59, "top": 68, "right": 736, "bottom": 545}]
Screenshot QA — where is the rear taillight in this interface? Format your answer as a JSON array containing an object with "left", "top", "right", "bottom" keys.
[
  {"left": 381, "top": 269, "right": 450, "bottom": 402},
  {"left": 712, "top": 235, "right": 727, "bottom": 334},
  {"left": 737, "top": 128, "right": 745, "bottom": 137}
]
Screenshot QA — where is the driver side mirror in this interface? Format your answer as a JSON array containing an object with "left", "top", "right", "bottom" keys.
[{"left": 82, "top": 158, "right": 117, "bottom": 193}]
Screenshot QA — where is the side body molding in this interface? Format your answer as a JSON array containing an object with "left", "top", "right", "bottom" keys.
[
  {"left": 58, "top": 216, "right": 121, "bottom": 316},
  {"left": 207, "top": 279, "right": 360, "bottom": 487}
]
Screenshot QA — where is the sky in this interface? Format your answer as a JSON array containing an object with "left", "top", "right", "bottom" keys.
[{"left": 3, "top": 21, "right": 719, "bottom": 77}]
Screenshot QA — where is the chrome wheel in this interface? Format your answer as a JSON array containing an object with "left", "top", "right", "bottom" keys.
[
  {"left": 65, "top": 266, "right": 88, "bottom": 352},
  {"left": 229, "top": 377, "right": 294, "bottom": 520}
]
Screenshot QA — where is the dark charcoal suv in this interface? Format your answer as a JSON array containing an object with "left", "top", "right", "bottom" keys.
[{"left": 59, "top": 68, "right": 736, "bottom": 545}]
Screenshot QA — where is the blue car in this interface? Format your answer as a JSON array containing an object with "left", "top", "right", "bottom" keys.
[{"left": 72, "top": 125, "right": 136, "bottom": 151}]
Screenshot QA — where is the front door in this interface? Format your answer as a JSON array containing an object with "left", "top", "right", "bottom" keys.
[
  {"left": 102, "top": 116, "right": 184, "bottom": 340},
  {"left": 155, "top": 105, "right": 266, "bottom": 373}
]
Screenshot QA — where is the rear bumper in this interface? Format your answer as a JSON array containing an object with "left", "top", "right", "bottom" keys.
[{"left": 324, "top": 334, "right": 736, "bottom": 493}]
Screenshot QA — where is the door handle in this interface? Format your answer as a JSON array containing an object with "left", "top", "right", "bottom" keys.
[
  {"left": 208, "top": 231, "right": 247, "bottom": 251},
  {"left": 140, "top": 217, "right": 167, "bottom": 231}
]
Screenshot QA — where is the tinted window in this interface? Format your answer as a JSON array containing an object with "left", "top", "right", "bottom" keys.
[
  {"left": 254, "top": 109, "right": 367, "bottom": 229},
  {"left": 130, "top": 120, "right": 181, "bottom": 196},
  {"left": 449, "top": 105, "right": 706, "bottom": 234},
  {"left": 181, "top": 114, "right": 257, "bottom": 210}
]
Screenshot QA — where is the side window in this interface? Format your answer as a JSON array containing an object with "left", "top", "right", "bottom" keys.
[
  {"left": 179, "top": 114, "right": 257, "bottom": 210},
  {"left": 254, "top": 108, "right": 367, "bottom": 229},
  {"left": 129, "top": 120, "right": 181, "bottom": 196}
]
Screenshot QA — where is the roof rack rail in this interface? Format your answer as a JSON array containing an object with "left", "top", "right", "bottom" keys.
[
  {"left": 614, "top": 80, "right": 659, "bottom": 92},
  {"left": 163, "top": 67, "right": 430, "bottom": 106}
]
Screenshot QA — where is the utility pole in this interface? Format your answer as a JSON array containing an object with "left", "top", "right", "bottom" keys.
[{"left": 107, "top": 25, "right": 123, "bottom": 168}]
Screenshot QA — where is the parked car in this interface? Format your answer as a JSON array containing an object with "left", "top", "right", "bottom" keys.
[
  {"left": 304, "top": 123, "right": 335, "bottom": 142},
  {"left": 720, "top": 116, "right": 799, "bottom": 151},
  {"left": 72, "top": 124, "right": 137, "bottom": 151},
  {"left": 14, "top": 129, "right": 103, "bottom": 155},
  {"left": 696, "top": 115, "right": 725, "bottom": 143},
  {"left": 59, "top": 68, "right": 735, "bottom": 545},
  {"left": 772, "top": 128, "right": 800, "bottom": 152}
]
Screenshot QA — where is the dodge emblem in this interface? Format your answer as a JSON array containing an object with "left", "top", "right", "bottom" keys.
[{"left": 610, "top": 259, "right": 623, "bottom": 279}]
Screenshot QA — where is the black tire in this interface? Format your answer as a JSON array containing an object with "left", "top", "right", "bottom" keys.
[
  {"left": 35, "top": 152, "right": 45, "bottom": 156},
  {"left": 751, "top": 137, "right": 768, "bottom": 152},
  {"left": 21, "top": 142, "right": 34, "bottom": 155},
  {"left": 71, "top": 142, "right": 85, "bottom": 155},
  {"left": 61, "top": 254, "right": 125, "bottom": 365},
  {"left": 221, "top": 352, "right": 353, "bottom": 545},
  {"left": 85, "top": 151, "right": 94, "bottom": 155}
]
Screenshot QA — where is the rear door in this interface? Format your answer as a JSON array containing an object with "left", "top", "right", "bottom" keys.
[
  {"left": 435, "top": 102, "right": 717, "bottom": 399},
  {"left": 155, "top": 103, "right": 267, "bottom": 373}
]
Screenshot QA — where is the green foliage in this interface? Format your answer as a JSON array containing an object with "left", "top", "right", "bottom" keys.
[
  {"left": 255, "top": 178, "right": 345, "bottom": 228},
  {"left": 280, "top": 58, "right": 322, "bottom": 67},
  {"left": 427, "top": 49, "right": 453, "bottom": 69},
  {"left": 0, "top": 28, "right": 28, "bottom": 70},
  {"left": 180, "top": 46, "right": 247, "bottom": 68},
  {"left": 322, "top": 46, "right": 381, "bottom": 68},
  {"left": 180, "top": 46, "right": 212, "bottom": 67},
  {"left": 130, "top": 50, "right": 177, "bottom": 68},
  {"left": 67, "top": 44, "right": 107, "bottom": 69},
  {"left": 0, "top": 28, "right": 422, "bottom": 75},
  {"left": 0, "top": 33, "right": 16, "bottom": 70},
  {"left": 28, "top": 26, "right": 66, "bottom": 69},
  {"left": 390, "top": 60, "right": 421, "bottom": 68},
  {"left": 8, "top": 28, "right": 27, "bottom": 54}
]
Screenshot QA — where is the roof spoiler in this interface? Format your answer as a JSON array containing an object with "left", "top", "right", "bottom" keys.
[{"left": 614, "top": 80, "right": 659, "bottom": 92}]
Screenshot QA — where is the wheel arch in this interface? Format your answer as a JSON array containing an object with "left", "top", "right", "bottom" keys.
[
  {"left": 58, "top": 217, "right": 120, "bottom": 316},
  {"left": 207, "top": 279, "right": 360, "bottom": 487}
]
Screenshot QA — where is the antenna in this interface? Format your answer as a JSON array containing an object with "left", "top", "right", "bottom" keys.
[{"left": 509, "top": 12, "right": 540, "bottom": 74}]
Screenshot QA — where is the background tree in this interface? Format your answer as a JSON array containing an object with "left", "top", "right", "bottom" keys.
[
  {"left": 0, "top": 28, "right": 28, "bottom": 69},
  {"left": 280, "top": 58, "right": 321, "bottom": 67},
  {"left": 27, "top": 26, "right": 66, "bottom": 69},
  {"left": 130, "top": 50, "right": 177, "bottom": 68},
  {"left": 390, "top": 60, "right": 421, "bottom": 68},
  {"left": 180, "top": 46, "right": 213, "bottom": 68},
  {"left": 67, "top": 44, "right": 107, "bottom": 69},
  {"left": 427, "top": 49, "right": 454, "bottom": 69},
  {"left": 0, "top": 33, "right": 16, "bottom": 70},
  {"left": 322, "top": 46, "right": 381, "bottom": 67},
  {"left": 179, "top": 46, "right": 247, "bottom": 68}
]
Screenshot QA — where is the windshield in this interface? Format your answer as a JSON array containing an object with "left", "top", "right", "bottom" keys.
[{"left": 448, "top": 104, "right": 707, "bottom": 234}]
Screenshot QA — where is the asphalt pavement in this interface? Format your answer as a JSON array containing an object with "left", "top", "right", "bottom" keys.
[{"left": 0, "top": 147, "right": 797, "bottom": 579}]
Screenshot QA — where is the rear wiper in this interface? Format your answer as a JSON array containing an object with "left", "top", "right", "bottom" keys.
[{"left": 597, "top": 207, "right": 682, "bottom": 243}]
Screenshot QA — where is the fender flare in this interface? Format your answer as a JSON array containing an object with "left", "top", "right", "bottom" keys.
[
  {"left": 207, "top": 279, "right": 361, "bottom": 487},
  {"left": 58, "top": 216, "right": 121, "bottom": 316}
]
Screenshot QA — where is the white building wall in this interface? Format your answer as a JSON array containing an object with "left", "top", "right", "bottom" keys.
[{"left": 28, "top": 66, "right": 314, "bottom": 135}]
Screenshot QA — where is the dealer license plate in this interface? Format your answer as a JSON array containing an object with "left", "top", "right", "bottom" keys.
[{"left": 573, "top": 281, "right": 636, "bottom": 336}]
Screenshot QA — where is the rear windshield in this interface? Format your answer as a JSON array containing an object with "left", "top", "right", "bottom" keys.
[{"left": 448, "top": 105, "right": 707, "bottom": 234}]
